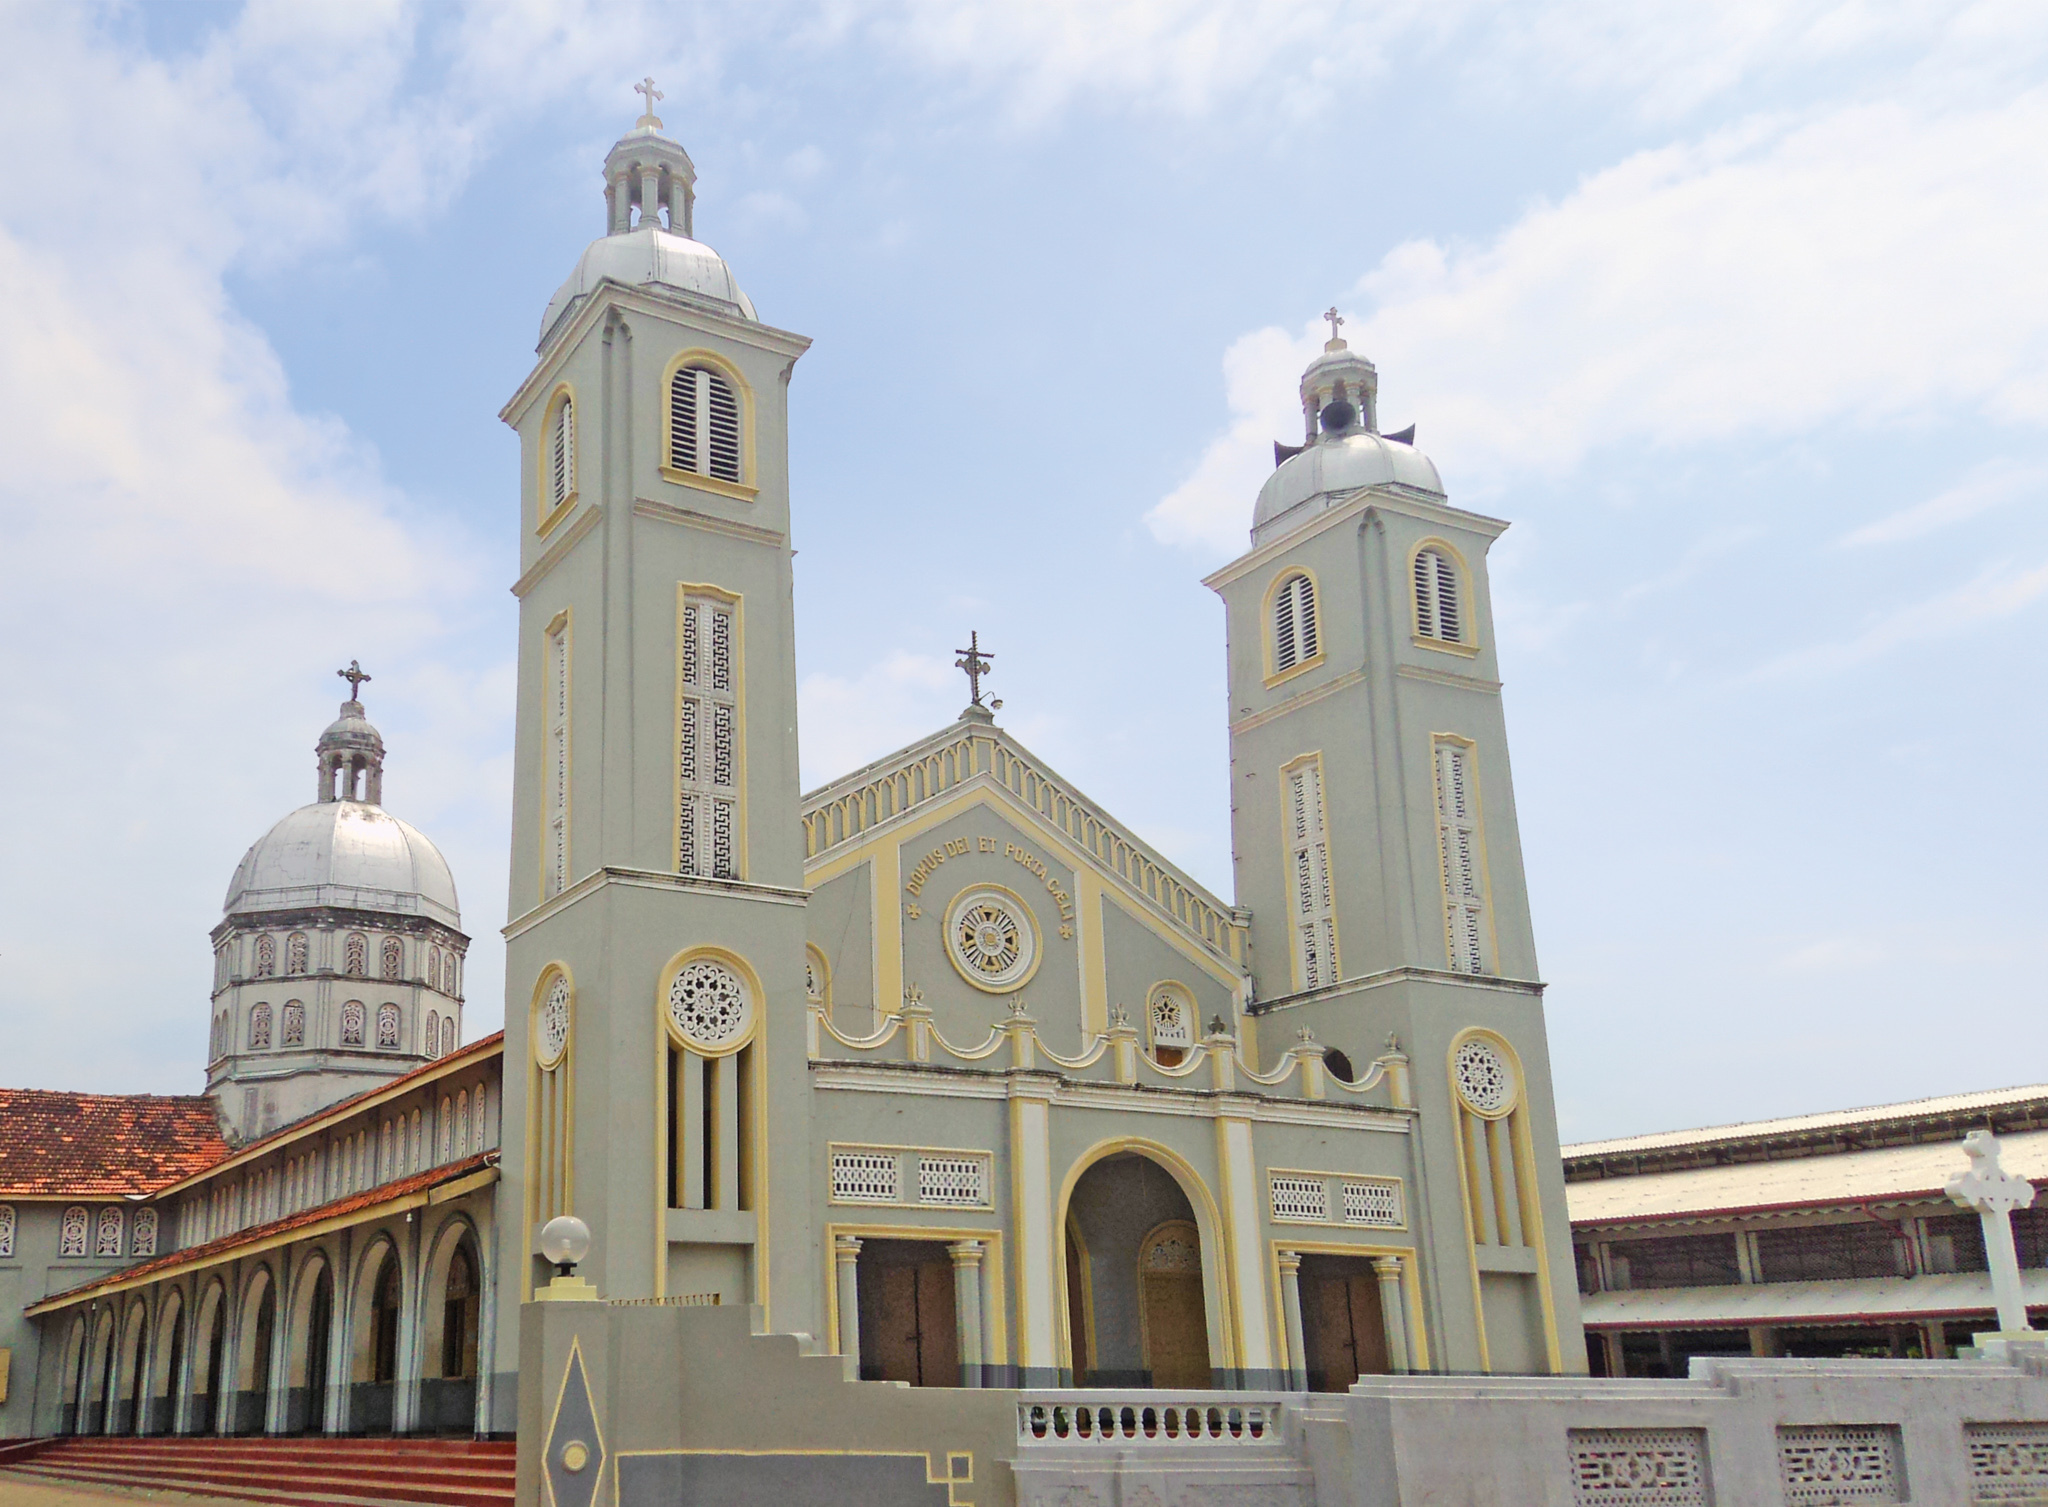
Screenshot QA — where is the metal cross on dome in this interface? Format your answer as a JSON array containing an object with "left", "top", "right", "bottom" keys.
[
  {"left": 634, "top": 76, "right": 664, "bottom": 126},
  {"left": 1324, "top": 306, "right": 1345, "bottom": 343},
  {"left": 955, "top": 631, "right": 994, "bottom": 707},
  {"left": 337, "top": 660, "right": 372, "bottom": 702}
]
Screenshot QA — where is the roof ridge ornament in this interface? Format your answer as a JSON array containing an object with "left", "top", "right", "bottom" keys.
[
  {"left": 1323, "top": 305, "right": 1346, "bottom": 351},
  {"left": 337, "top": 659, "right": 371, "bottom": 707}
]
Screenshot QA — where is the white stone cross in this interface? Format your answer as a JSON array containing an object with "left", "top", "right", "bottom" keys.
[
  {"left": 634, "top": 76, "right": 664, "bottom": 127},
  {"left": 1946, "top": 1129, "right": 2036, "bottom": 1333}
]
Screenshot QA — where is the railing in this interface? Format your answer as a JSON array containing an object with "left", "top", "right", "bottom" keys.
[
  {"left": 1019, "top": 1397, "right": 1287, "bottom": 1445},
  {"left": 802, "top": 727, "right": 1250, "bottom": 968},
  {"left": 608, "top": 1292, "right": 721, "bottom": 1307}
]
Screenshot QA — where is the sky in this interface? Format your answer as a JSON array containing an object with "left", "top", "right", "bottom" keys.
[{"left": 2, "top": 0, "right": 2046, "bottom": 1143}]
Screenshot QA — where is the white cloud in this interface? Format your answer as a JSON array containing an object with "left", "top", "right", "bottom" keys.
[
  {"left": 1839, "top": 459, "right": 2046, "bottom": 547},
  {"left": 798, "top": 652, "right": 959, "bottom": 790},
  {"left": 1751, "top": 556, "right": 2048, "bottom": 678}
]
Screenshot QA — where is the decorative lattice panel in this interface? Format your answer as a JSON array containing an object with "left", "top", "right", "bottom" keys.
[
  {"left": 1270, "top": 1175, "right": 1328, "bottom": 1223},
  {"left": 1342, "top": 1179, "right": 1403, "bottom": 1228},
  {"left": 918, "top": 1156, "right": 988, "bottom": 1208},
  {"left": 1969, "top": 1424, "right": 2048, "bottom": 1502},
  {"left": 1777, "top": 1425, "right": 1902, "bottom": 1504},
  {"left": 1568, "top": 1429, "right": 1709, "bottom": 1505},
  {"left": 831, "top": 1151, "right": 899, "bottom": 1204}
]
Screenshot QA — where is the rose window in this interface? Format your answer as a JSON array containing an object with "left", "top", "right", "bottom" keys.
[
  {"left": 668, "top": 959, "right": 752, "bottom": 1049},
  {"left": 537, "top": 976, "right": 571, "bottom": 1067},
  {"left": 946, "top": 889, "right": 1037, "bottom": 990},
  {"left": 1454, "top": 1038, "right": 1513, "bottom": 1114}
]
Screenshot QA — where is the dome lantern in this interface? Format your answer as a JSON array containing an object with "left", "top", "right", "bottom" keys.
[
  {"left": 317, "top": 660, "right": 385, "bottom": 805},
  {"left": 602, "top": 79, "right": 697, "bottom": 239},
  {"left": 1299, "top": 307, "right": 1379, "bottom": 443}
]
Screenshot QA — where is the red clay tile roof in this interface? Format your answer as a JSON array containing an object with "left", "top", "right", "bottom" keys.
[
  {"left": 0, "top": 1090, "right": 232, "bottom": 1198},
  {"left": 31, "top": 1150, "right": 499, "bottom": 1312}
]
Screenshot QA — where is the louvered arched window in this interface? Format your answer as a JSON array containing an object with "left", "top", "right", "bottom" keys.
[
  {"left": 1273, "top": 572, "right": 1318, "bottom": 674},
  {"left": 668, "top": 364, "right": 742, "bottom": 484},
  {"left": 549, "top": 394, "right": 576, "bottom": 511},
  {"left": 1413, "top": 547, "right": 1463, "bottom": 644}
]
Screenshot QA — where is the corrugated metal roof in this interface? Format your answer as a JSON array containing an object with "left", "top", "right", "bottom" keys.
[
  {"left": 1565, "top": 1083, "right": 2048, "bottom": 1160},
  {"left": 1568, "top": 1127, "right": 2048, "bottom": 1225},
  {"left": 1578, "top": 1269, "right": 2048, "bottom": 1328}
]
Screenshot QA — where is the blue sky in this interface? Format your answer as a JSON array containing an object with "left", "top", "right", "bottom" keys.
[{"left": 3, "top": 1, "right": 2045, "bottom": 1141}]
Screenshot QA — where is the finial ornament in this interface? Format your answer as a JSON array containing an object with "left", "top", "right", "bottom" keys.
[
  {"left": 337, "top": 660, "right": 372, "bottom": 704},
  {"left": 955, "top": 630, "right": 995, "bottom": 708},
  {"left": 1109, "top": 1004, "right": 1130, "bottom": 1029},
  {"left": 633, "top": 76, "right": 665, "bottom": 129},
  {"left": 903, "top": 983, "right": 926, "bottom": 1008},
  {"left": 1323, "top": 306, "right": 1345, "bottom": 348}
]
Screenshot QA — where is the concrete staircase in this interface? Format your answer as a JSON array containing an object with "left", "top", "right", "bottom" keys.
[{"left": 0, "top": 1436, "right": 516, "bottom": 1507}]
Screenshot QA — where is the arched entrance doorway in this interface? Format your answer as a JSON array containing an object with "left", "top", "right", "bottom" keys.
[
  {"left": 420, "top": 1234, "right": 482, "bottom": 1431},
  {"left": 57, "top": 1315, "right": 88, "bottom": 1434},
  {"left": 285, "top": 1260, "right": 334, "bottom": 1434},
  {"left": 191, "top": 1283, "right": 227, "bottom": 1435},
  {"left": 1063, "top": 1153, "right": 1214, "bottom": 1388},
  {"left": 147, "top": 1293, "right": 186, "bottom": 1434},
  {"left": 232, "top": 1272, "right": 276, "bottom": 1435},
  {"left": 349, "top": 1243, "right": 404, "bottom": 1433}
]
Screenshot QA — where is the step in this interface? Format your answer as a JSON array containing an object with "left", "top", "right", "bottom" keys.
[
  {"left": 43, "top": 1445, "right": 514, "bottom": 1478},
  {"left": 2, "top": 1461, "right": 513, "bottom": 1507},
  {"left": 27, "top": 1456, "right": 514, "bottom": 1500},
  {"left": 2, "top": 1463, "right": 506, "bottom": 1507}
]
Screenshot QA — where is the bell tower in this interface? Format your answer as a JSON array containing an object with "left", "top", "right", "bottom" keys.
[
  {"left": 494, "top": 92, "right": 817, "bottom": 1337},
  {"left": 1204, "top": 321, "right": 1585, "bottom": 1373}
]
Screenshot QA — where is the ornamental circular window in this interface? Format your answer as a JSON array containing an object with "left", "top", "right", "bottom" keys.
[
  {"left": 667, "top": 958, "right": 753, "bottom": 1051},
  {"left": 945, "top": 887, "right": 1039, "bottom": 992},
  {"left": 536, "top": 975, "right": 571, "bottom": 1068},
  {"left": 1454, "top": 1038, "right": 1514, "bottom": 1115}
]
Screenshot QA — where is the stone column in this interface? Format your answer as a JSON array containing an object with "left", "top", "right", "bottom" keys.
[
  {"left": 1921, "top": 1320, "right": 1949, "bottom": 1359},
  {"left": 1010, "top": 1079, "right": 1060, "bottom": 1383},
  {"left": 949, "top": 1241, "right": 986, "bottom": 1387},
  {"left": 1215, "top": 1108, "right": 1274, "bottom": 1383},
  {"left": 1946, "top": 1129, "right": 2037, "bottom": 1335},
  {"left": 1747, "top": 1325, "right": 1777, "bottom": 1358},
  {"left": 639, "top": 167, "right": 662, "bottom": 230},
  {"left": 1372, "top": 1257, "right": 1410, "bottom": 1373},
  {"left": 833, "top": 1236, "right": 863, "bottom": 1366},
  {"left": 1277, "top": 1250, "right": 1308, "bottom": 1390}
]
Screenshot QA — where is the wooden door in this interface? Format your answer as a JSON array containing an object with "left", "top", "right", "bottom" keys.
[
  {"left": 862, "top": 1246, "right": 961, "bottom": 1387},
  {"left": 1138, "top": 1221, "right": 1212, "bottom": 1389},
  {"left": 1303, "top": 1263, "right": 1387, "bottom": 1391}
]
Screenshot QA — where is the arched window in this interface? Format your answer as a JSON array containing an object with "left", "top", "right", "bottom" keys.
[
  {"left": 440, "top": 1097, "right": 455, "bottom": 1162},
  {"left": 549, "top": 394, "right": 576, "bottom": 511},
  {"left": 1433, "top": 737, "right": 1488, "bottom": 974},
  {"left": 61, "top": 1206, "right": 88, "bottom": 1257},
  {"left": 286, "top": 933, "right": 308, "bottom": 975},
  {"left": 376, "top": 1002, "right": 400, "bottom": 1050},
  {"left": 381, "top": 937, "right": 402, "bottom": 980},
  {"left": 446, "top": 953, "right": 459, "bottom": 996},
  {"left": 472, "top": 1085, "right": 487, "bottom": 1151},
  {"left": 455, "top": 1090, "right": 470, "bottom": 1156},
  {"left": 1324, "top": 1048, "right": 1355, "bottom": 1084},
  {"left": 95, "top": 1207, "right": 124, "bottom": 1257},
  {"left": 282, "top": 1001, "right": 305, "bottom": 1048},
  {"left": 1147, "top": 985, "right": 1195, "bottom": 1068},
  {"left": 1273, "top": 572, "right": 1318, "bottom": 673},
  {"left": 1413, "top": 547, "right": 1463, "bottom": 643},
  {"left": 442, "top": 1016, "right": 457, "bottom": 1058},
  {"left": 254, "top": 935, "right": 276, "bottom": 978},
  {"left": 344, "top": 933, "right": 366, "bottom": 977},
  {"left": 0, "top": 1204, "right": 15, "bottom": 1258},
  {"left": 426, "top": 1010, "right": 441, "bottom": 1057},
  {"left": 131, "top": 1209, "right": 157, "bottom": 1257},
  {"left": 249, "top": 1003, "right": 273, "bottom": 1050},
  {"left": 341, "top": 1000, "right": 366, "bottom": 1047},
  {"left": 669, "top": 364, "right": 742, "bottom": 483}
]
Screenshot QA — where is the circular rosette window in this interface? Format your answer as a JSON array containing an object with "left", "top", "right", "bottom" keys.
[
  {"left": 945, "top": 886, "right": 1040, "bottom": 992},
  {"left": 1453, "top": 1037, "right": 1516, "bottom": 1116},
  {"left": 535, "top": 973, "right": 571, "bottom": 1069},
  {"left": 666, "top": 957, "right": 755, "bottom": 1053}
]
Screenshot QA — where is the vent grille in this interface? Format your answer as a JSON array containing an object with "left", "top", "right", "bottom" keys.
[{"left": 831, "top": 1150, "right": 898, "bottom": 1203}]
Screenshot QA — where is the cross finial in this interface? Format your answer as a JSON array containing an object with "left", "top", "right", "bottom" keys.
[
  {"left": 337, "top": 660, "right": 371, "bottom": 704},
  {"left": 634, "top": 76, "right": 665, "bottom": 128},
  {"left": 954, "top": 631, "right": 994, "bottom": 708},
  {"left": 1323, "top": 306, "right": 1345, "bottom": 347}
]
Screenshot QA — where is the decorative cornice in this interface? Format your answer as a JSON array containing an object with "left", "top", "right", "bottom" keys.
[
  {"left": 503, "top": 865, "right": 809, "bottom": 940},
  {"left": 1247, "top": 965, "right": 1545, "bottom": 1015},
  {"left": 632, "top": 496, "right": 785, "bottom": 549},
  {"left": 511, "top": 503, "right": 603, "bottom": 599}
]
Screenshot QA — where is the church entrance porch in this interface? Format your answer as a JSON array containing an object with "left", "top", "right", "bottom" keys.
[
  {"left": 1063, "top": 1153, "right": 1215, "bottom": 1389},
  {"left": 856, "top": 1239, "right": 961, "bottom": 1386}
]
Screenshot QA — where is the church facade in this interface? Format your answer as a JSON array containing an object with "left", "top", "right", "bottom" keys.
[{"left": 3, "top": 99, "right": 1586, "bottom": 1470}]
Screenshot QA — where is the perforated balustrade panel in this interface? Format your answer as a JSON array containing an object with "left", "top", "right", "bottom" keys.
[
  {"left": 1270, "top": 1175, "right": 1327, "bottom": 1222},
  {"left": 1342, "top": 1179, "right": 1402, "bottom": 1228},
  {"left": 1568, "top": 1429, "right": 1709, "bottom": 1506},
  {"left": 1969, "top": 1424, "right": 2048, "bottom": 1503},
  {"left": 1776, "top": 1425, "right": 1903, "bottom": 1505},
  {"left": 917, "top": 1155, "right": 987, "bottom": 1208},
  {"left": 830, "top": 1151, "right": 898, "bottom": 1203}
]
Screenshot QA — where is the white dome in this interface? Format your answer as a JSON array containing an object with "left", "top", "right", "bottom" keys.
[
  {"left": 541, "top": 226, "right": 756, "bottom": 346},
  {"left": 1252, "top": 431, "right": 1446, "bottom": 547},
  {"left": 225, "top": 801, "right": 460, "bottom": 928}
]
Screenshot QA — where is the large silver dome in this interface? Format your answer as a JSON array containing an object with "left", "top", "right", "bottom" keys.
[
  {"left": 541, "top": 225, "right": 755, "bottom": 347},
  {"left": 224, "top": 800, "right": 460, "bottom": 927},
  {"left": 1251, "top": 431, "right": 1445, "bottom": 548}
]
